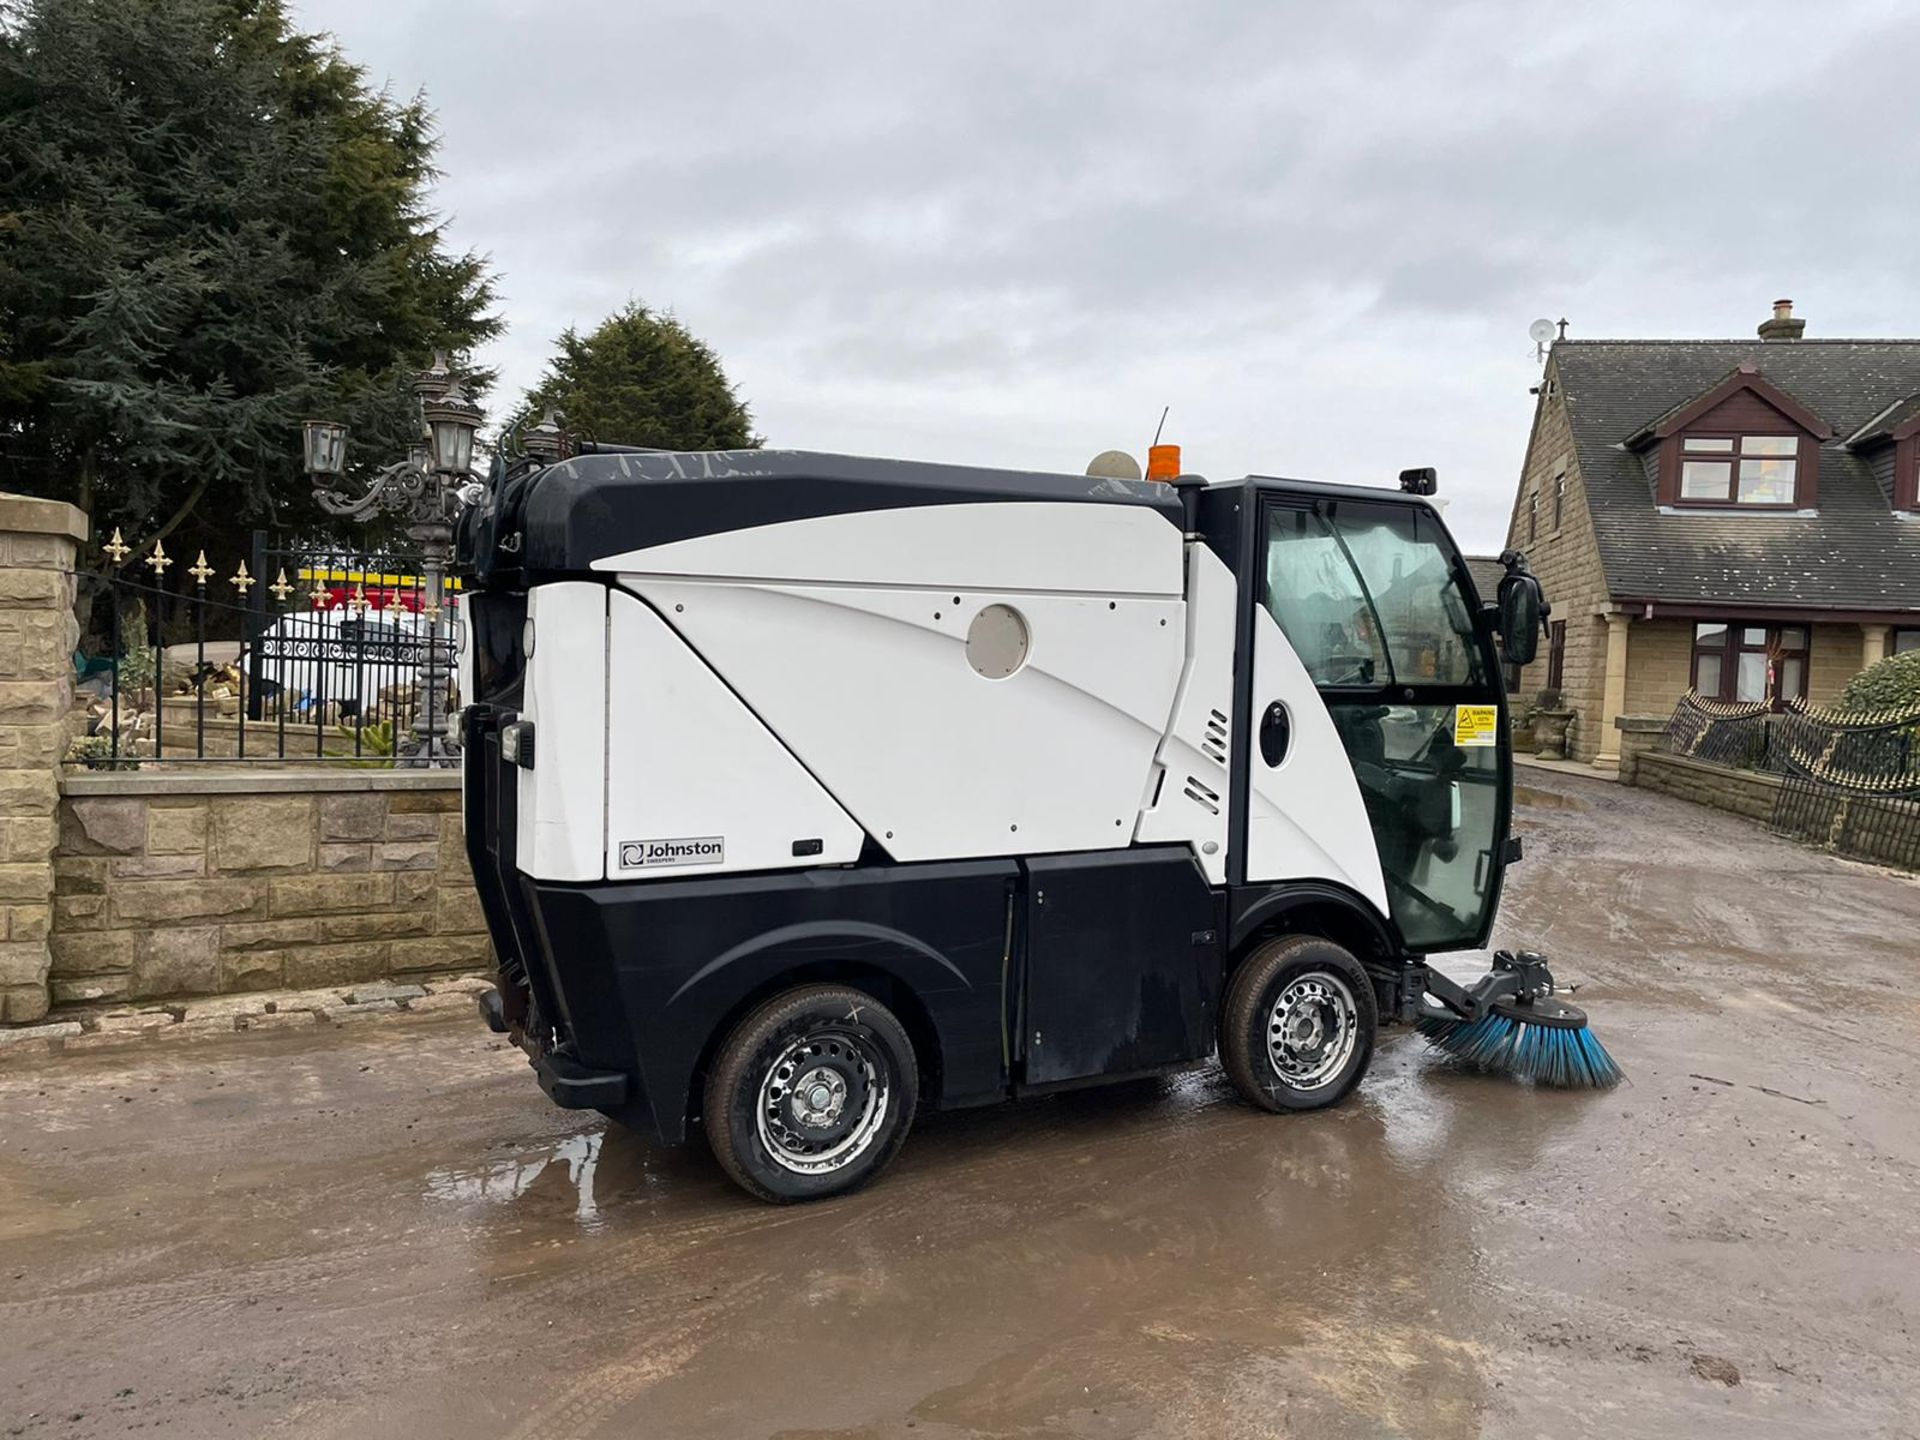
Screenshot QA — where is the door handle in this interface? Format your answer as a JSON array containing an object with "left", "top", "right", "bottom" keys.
[{"left": 1259, "top": 701, "right": 1292, "bottom": 768}]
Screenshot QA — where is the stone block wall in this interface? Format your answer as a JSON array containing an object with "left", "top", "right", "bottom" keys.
[
  {"left": 0, "top": 494, "right": 85, "bottom": 1021},
  {"left": 1629, "top": 751, "right": 1784, "bottom": 823},
  {"left": 49, "top": 774, "right": 491, "bottom": 1007}
]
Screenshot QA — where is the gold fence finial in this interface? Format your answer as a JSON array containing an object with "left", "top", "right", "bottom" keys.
[
  {"left": 146, "top": 540, "right": 172, "bottom": 576},
  {"left": 103, "top": 527, "right": 130, "bottom": 564},
  {"left": 229, "top": 560, "right": 255, "bottom": 596},
  {"left": 188, "top": 549, "right": 214, "bottom": 586}
]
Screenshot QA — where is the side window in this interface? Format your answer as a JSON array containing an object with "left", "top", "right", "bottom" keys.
[
  {"left": 1262, "top": 503, "right": 1483, "bottom": 688},
  {"left": 1261, "top": 508, "right": 1390, "bottom": 685}
]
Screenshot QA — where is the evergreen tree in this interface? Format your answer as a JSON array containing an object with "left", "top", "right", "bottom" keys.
[
  {"left": 0, "top": 0, "right": 499, "bottom": 563},
  {"left": 521, "top": 303, "right": 758, "bottom": 453}
]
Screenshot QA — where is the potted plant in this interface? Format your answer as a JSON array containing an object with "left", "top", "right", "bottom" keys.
[{"left": 1530, "top": 688, "right": 1577, "bottom": 759}]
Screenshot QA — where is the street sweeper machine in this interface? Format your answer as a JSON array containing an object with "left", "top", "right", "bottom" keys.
[{"left": 453, "top": 445, "right": 1621, "bottom": 1202}]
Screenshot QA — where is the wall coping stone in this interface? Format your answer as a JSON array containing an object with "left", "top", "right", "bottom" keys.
[
  {"left": 1636, "top": 751, "right": 1786, "bottom": 791},
  {"left": 1614, "top": 714, "right": 1668, "bottom": 734},
  {"left": 61, "top": 769, "right": 462, "bottom": 798},
  {"left": 0, "top": 492, "right": 88, "bottom": 543}
]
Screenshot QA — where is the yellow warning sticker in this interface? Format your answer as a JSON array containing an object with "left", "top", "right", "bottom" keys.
[{"left": 1454, "top": 705, "right": 1499, "bottom": 748}]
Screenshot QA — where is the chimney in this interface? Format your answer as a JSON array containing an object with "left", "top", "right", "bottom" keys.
[{"left": 1758, "top": 298, "right": 1805, "bottom": 341}]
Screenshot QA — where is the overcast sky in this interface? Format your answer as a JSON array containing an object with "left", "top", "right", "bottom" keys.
[{"left": 300, "top": 0, "right": 1920, "bottom": 552}]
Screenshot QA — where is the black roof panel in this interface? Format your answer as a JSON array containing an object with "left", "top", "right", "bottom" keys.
[{"left": 510, "top": 448, "right": 1185, "bottom": 572}]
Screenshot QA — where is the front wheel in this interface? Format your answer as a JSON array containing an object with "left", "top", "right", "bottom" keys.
[
  {"left": 703, "top": 984, "right": 918, "bottom": 1203},
  {"left": 1220, "top": 936, "right": 1377, "bottom": 1112}
]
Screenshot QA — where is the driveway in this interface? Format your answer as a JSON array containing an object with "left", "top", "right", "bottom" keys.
[{"left": 3, "top": 772, "right": 1918, "bottom": 1439}]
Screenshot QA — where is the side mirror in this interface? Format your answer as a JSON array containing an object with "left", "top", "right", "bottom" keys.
[{"left": 1495, "top": 550, "right": 1547, "bottom": 667}]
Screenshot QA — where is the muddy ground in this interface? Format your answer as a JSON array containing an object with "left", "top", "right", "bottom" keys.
[{"left": 2, "top": 771, "right": 1918, "bottom": 1439}]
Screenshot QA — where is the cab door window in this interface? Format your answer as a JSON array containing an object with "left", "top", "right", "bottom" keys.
[
  {"left": 1259, "top": 498, "right": 1503, "bottom": 952},
  {"left": 1261, "top": 504, "right": 1483, "bottom": 689}
]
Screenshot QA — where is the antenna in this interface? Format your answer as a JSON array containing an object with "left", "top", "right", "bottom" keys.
[
  {"left": 1151, "top": 405, "right": 1170, "bottom": 448},
  {"left": 1528, "top": 317, "right": 1556, "bottom": 363}
]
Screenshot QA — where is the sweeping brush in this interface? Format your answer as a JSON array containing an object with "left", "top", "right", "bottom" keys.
[{"left": 1418, "top": 994, "right": 1624, "bottom": 1089}]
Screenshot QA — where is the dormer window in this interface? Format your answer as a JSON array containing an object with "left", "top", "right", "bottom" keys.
[
  {"left": 1639, "top": 363, "right": 1831, "bottom": 510},
  {"left": 1678, "top": 433, "right": 1800, "bottom": 505}
]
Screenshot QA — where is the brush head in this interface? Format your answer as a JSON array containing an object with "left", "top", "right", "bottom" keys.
[{"left": 1418, "top": 1007, "right": 1624, "bottom": 1089}]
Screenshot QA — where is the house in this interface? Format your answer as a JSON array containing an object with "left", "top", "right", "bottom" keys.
[{"left": 1504, "top": 301, "right": 1920, "bottom": 767}]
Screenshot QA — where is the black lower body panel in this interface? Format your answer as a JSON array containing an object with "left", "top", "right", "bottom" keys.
[{"left": 520, "top": 859, "right": 1016, "bottom": 1144}]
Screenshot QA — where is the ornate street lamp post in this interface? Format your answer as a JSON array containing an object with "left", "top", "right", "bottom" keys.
[{"left": 299, "top": 353, "right": 482, "bottom": 766}]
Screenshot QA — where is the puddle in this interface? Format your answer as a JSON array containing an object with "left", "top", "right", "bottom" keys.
[{"left": 424, "top": 1129, "right": 606, "bottom": 1228}]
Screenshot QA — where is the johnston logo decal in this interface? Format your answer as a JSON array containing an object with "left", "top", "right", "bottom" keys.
[{"left": 619, "top": 836, "right": 724, "bottom": 869}]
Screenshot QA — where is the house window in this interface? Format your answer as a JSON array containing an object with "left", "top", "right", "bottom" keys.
[
  {"left": 1895, "top": 629, "right": 1920, "bottom": 655},
  {"left": 1545, "top": 620, "right": 1567, "bottom": 690},
  {"left": 1691, "top": 622, "right": 1809, "bottom": 703},
  {"left": 1553, "top": 472, "right": 1566, "bottom": 529},
  {"left": 1678, "top": 434, "right": 1799, "bottom": 505},
  {"left": 1527, "top": 492, "right": 1538, "bottom": 542}
]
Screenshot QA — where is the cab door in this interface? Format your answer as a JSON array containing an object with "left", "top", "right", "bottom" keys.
[{"left": 1246, "top": 495, "right": 1511, "bottom": 953}]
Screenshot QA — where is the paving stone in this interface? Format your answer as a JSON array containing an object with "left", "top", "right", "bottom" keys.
[
  {"left": 346, "top": 982, "right": 428, "bottom": 1005},
  {"left": 424, "top": 974, "right": 495, "bottom": 996},
  {"left": 63, "top": 1029, "right": 147, "bottom": 1051},
  {"left": 241, "top": 1010, "right": 318, "bottom": 1031},
  {"left": 0, "top": 1019, "right": 81, "bottom": 1046},
  {"left": 96, "top": 1011, "right": 178, "bottom": 1034},
  {"left": 321, "top": 1000, "right": 400, "bottom": 1022},
  {"left": 402, "top": 990, "right": 480, "bottom": 1013}
]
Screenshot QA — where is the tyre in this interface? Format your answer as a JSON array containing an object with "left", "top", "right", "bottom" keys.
[
  {"left": 703, "top": 984, "right": 918, "bottom": 1204},
  {"left": 1220, "top": 935, "right": 1377, "bottom": 1112}
]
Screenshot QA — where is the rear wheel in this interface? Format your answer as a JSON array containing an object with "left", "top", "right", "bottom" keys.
[
  {"left": 1220, "top": 935, "right": 1377, "bottom": 1112},
  {"left": 703, "top": 984, "right": 918, "bottom": 1203}
]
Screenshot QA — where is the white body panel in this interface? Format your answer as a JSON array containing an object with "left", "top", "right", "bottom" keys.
[
  {"left": 517, "top": 581, "right": 608, "bottom": 882},
  {"left": 597, "top": 501, "right": 1183, "bottom": 597},
  {"left": 622, "top": 576, "right": 1184, "bottom": 862},
  {"left": 604, "top": 590, "right": 864, "bottom": 877},
  {"left": 1133, "top": 545, "right": 1238, "bottom": 884},
  {"left": 1243, "top": 605, "right": 1390, "bottom": 911}
]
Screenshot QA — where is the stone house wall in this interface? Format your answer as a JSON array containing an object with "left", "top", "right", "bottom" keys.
[
  {"left": 1503, "top": 363, "right": 1615, "bottom": 762},
  {"left": 49, "top": 773, "right": 491, "bottom": 1007}
]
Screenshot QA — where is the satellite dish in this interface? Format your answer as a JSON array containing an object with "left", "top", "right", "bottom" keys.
[
  {"left": 1528, "top": 318, "right": 1556, "bottom": 345},
  {"left": 1086, "top": 449, "right": 1143, "bottom": 481}
]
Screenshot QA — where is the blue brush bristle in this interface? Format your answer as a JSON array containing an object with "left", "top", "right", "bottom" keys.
[{"left": 1417, "top": 1012, "right": 1623, "bottom": 1088}]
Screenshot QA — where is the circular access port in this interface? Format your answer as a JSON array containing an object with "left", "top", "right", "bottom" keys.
[{"left": 965, "top": 603, "right": 1030, "bottom": 680}]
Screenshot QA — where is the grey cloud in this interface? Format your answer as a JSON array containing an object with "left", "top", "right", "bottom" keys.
[{"left": 305, "top": 0, "right": 1920, "bottom": 551}]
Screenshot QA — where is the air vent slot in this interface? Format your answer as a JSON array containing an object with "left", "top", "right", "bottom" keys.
[
  {"left": 1202, "top": 708, "right": 1230, "bottom": 765},
  {"left": 1182, "top": 776, "right": 1221, "bottom": 815}
]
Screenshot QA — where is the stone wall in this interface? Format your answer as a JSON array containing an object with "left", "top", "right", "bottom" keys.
[
  {"left": 49, "top": 773, "right": 491, "bottom": 1007},
  {"left": 1503, "top": 363, "right": 1615, "bottom": 763},
  {"left": 0, "top": 494, "right": 85, "bottom": 1022},
  {"left": 1629, "top": 751, "right": 1784, "bottom": 823}
]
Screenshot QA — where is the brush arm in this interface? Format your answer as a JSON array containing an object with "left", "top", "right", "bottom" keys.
[{"left": 1418, "top": 950, "right": 1558, "bottom": 1023}]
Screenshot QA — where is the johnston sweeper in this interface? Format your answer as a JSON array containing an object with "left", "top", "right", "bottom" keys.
[{"left": 452, "top": 442, "right": 1620, "bottom": 1203}]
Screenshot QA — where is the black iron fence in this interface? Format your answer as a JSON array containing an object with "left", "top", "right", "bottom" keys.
[
  {"left": 68, "top": 529, "right": 460, "bottom": 767},
  {"left": 1659, "top": 690, "right": 1920, "bottom": 871}
]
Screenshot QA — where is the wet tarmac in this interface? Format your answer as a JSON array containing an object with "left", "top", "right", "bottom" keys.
[{"left": 3, "top": 771, "right": 1918, "bottom": 1438}]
